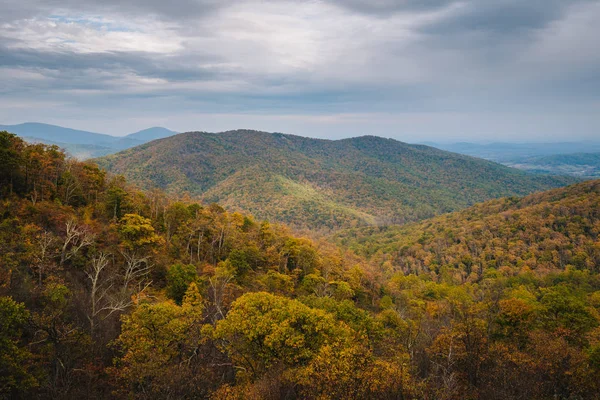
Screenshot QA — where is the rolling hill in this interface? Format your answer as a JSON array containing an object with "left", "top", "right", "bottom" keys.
[
  {"left": 0, "top": 122, "right": 177, "bottom": 158},
  {"left": 428, "top": 141, "right": 600, "bottom": 163},
  {"left": 425, "top": 141, "right": 600, "bottom": 178},
  {"left": 334, "top": 179, "right": 600, "bottom": 280},
  {"left": 504, "top": 152, "right": 600, "bottom": 178},
  {"left": 96, "top": 129, "right": 576, "bottom": 230}
]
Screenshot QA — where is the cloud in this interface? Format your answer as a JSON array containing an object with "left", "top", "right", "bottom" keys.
[
  {"left": 325, "top": 0, "right": 457, "bottom": 15},
  {"left": 1, "top": 0, "right": 229, "bottom": 22},
  {"left": 0, "top": 0, "right": 598, "bottom": 140},
  {"left": 419, "top": 1, "right": 579, "bottom": 35}
]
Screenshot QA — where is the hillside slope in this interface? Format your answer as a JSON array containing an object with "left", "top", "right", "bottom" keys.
[
  {"left": 96, "top": 130, "right": 576, "bottom": 230},
  {"left": 335, "top": 179, "right": 600, "bottom": 281}
]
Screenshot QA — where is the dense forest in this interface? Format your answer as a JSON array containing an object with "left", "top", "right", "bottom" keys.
[
  {"left": 96, "top": 130, "right": 575, "bottom": 231},
  {"left": 335, "top": 179, "right": 600, "bottom": 279},
  {"left": 1, "top": 130, "right": 600, "bottom": 399}
]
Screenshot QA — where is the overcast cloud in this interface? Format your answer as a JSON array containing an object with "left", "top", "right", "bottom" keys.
[{"left": 1, "top": 0, "right": 598, "bottom": 141}]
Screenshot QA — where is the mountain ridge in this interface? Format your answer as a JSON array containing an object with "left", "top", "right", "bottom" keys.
[
  {"left": 0, "top": 122, "right": 178, "bottom": 159},
  {"left": 96, "top": 129, "right": 577, "bottom": 230}
]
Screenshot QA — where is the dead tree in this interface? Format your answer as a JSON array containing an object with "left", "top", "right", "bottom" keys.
[{"left": 60, "top": 219, "right": 95, "bottom": 266}]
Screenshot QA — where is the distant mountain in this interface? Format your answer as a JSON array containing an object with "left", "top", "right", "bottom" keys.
[
  {"left": 22, "top": 136, "right": 116, "bottom": 159},
  {"left": 429, "top": 141, "right": 600, "bottom": 163},
  {"left": 124, "top": 127, "right": 177, "bottom": 142},
  {"left": 95, "top": 129, "right": 576, "bottom": 230},
  {"left": 0, "top": 122, "right": 177, "bottom": 159},
  {"left": 504, "top": 152, "right": 600, "bottom": 178},
  {"left": 0, "top": 122, "right": 116, "bottom": 146}
]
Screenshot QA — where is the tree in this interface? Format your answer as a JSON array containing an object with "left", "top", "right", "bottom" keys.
[
  {"left": 0, "top": 297, "right": 37, "bottom": 397},
  {"left": 214, "top": 292, "right": 350, "bottom": 381},
  {"left": 105, "top": 176, "right": 130, "bottom": 220},
  {"left": 28, "top": 281, "right": 90, "bottom": 397},
  {"left": 85, "top": 253, "right": 113, "bottom": 335},
  {"left": 60, "top": 219, "right": 94, "bottom": 266},
  {"left": 0, "top": 131, "right": 23, "bottom": 197},
  {"left": 117, "top": 214, "right": 163, "bottom": 299},
  {"left": 166, "top": 264, "right": 198, "bottom": 305},
  {"left": 24, "top": 224, "right": 57, "bottom": 286},
  {"left": 112, "top": 285, "right": 207, "bottom": 398},
  {"left": 118, "top": 213, "right": 163, "bottom": 252},
  {"left": 540, "top": 285, "right": 598, "bottom": 344}
]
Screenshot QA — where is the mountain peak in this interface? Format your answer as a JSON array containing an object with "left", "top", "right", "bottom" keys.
[{"left": 125, "top": 127, "right": 177, "bottom": 141}]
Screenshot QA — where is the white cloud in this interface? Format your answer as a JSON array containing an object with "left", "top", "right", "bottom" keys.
[{"left": 3, "top": 15, "right": 182, "bottom": 54}]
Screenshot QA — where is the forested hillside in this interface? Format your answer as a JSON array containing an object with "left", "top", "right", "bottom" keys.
[
  {"left": 96, "top": 130, "right": 575, "bottom": 231},
  {"left": 2, "top": 130, "right": 600, "bottom": 399},
  {"left": 335, "top": 179, "right": 600, "bottom": 281}
]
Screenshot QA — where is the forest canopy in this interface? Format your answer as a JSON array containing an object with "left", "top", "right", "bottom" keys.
[{"left": 1, "top": 130, "right": 599, "bottom": 399}]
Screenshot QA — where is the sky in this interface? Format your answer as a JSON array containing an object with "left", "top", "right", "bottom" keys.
[{"left": 1, "top": 0, "right": 599, "bottom": 142}]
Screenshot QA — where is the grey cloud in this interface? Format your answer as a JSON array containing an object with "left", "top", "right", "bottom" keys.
[
  {"left": 419, "top": 0, "right": 594, "bottom": 36},
  {"left": 324, "top": 0, "right": 458, "bottom": 15},
  {"left": 1, "top": 0, "right": 232, "bottom": 22},
  {"left": 0, "top": 44, "right": 225, "bottom": 90},
  {"left": 0, "top": 0, "right": 599, "bottom": 141}
]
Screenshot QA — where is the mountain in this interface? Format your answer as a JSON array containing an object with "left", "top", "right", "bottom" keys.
[
  {"left": 0, "top": 122, "right": 176, "bottom": 159},
  {"left": 424, "top": 141, "right": 600, "bottom": 178},
  {"left": 96, "top": 129, "right": 576, "bottom": 230},
  {"left": 504, "top": 152, "right": 600, "bottom": 178},
  {"left": 0, "top": 122, "right": 117, "bottom": 146},
  {"left": 123, "top": 126, "right": 177, "bottom": 142},
  {"left": 334, "top": 179, "right": 600, "bottom": 278},
  {"left": 3, "top": 130, "right": 599, "bottom": 399},
  {"left": 429, "top": 141, "right": 600, "bottom": 163}
]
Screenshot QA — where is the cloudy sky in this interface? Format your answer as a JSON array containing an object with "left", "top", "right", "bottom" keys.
[{"left": 1, "top": 0, "right": 599, "bottom": 142}]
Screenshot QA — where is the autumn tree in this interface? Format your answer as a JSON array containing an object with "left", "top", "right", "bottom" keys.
[
  {"left": 112, "top": 284, "right": 210, "bottom": 399},
  {"left": 0, "top": 297, "right": 37, "bottom": 397}
]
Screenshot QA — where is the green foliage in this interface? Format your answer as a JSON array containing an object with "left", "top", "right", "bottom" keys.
[
  {"left": 0, "top": 131, "right": 23, "bottom": 196},
  {"left": 166, "top": 264, "right": 197, "bottom": 304},
  {"left": 118, "top": 213, "right": 163, "bottom": 251},
  {"left": 0, "top": 297, "right": 37, "bottom": 397},
  {"left": 300, "top": 296, "right": 374, "bottom": 336},
  {"left": 113, "top": 293, "right": 206, "bottom": 397},
  {"left": 214, "top": 292, "right": 351, "bottom": 379},
  {"left": 539, "top": 285, "right": 598, "bottom": 343}
]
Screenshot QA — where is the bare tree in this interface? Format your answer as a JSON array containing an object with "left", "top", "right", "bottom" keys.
[
  {"left": 60, "top": 219, "right": 95, "bottom": 266},
  {"left": 85, "top": 253, "right": 111, "bottom": 334},
  {"left": 120, "top": 250, "right": 153, "bottom": 290},
  {"left": 61, "top": 162, "right": 80, "bottom": 206},
  {"left": 85, "top": 251, "right": 152, "bottom": 336},
  {"left": 32, "top": 230, "right": 56, "bottom": 286},
  {"left": 208, "top": 267, "right": 234, "bottom": 322}
]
